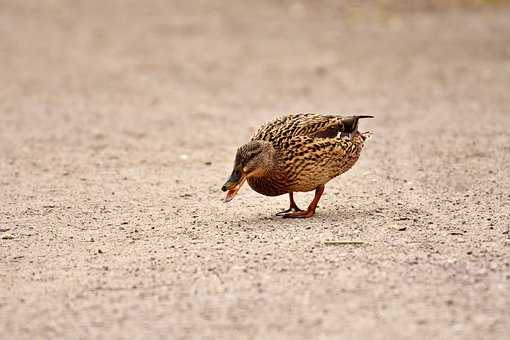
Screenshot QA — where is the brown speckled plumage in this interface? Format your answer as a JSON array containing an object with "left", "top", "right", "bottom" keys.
[
  {"left": 248, "top": 114, "right": 368, "bottom": 194},
  {"left": 222, "top": 113, "right": 373, "bottom": 218}
]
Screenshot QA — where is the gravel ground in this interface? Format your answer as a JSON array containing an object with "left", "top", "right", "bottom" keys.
[{"left": 1, "top": 1, "right": 509, "bottom": 339}]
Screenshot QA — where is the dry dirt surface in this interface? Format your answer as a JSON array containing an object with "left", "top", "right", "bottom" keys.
[{"left": 1, "top": 1, "right": 510, "bottom": 339}]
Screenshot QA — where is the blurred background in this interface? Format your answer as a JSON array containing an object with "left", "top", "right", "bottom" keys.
[
  {"left": 2, "top": 0, "right": 509, "bottom": 139},
  {"left": 1, "top": 1, "right": 510, "bottom": 339}
]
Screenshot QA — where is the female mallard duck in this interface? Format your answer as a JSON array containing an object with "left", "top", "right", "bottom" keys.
[{"left": 222, "top": 114, "right": 373, "bottom": 218}]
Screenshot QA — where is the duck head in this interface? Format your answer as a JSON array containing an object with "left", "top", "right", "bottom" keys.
[{"left": 221, "top": 140, "right": 274, "bottom": 202}]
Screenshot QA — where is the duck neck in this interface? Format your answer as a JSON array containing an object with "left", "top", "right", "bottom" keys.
[{"left": 259, "top": 142, "right": 278, "bottom": 176}]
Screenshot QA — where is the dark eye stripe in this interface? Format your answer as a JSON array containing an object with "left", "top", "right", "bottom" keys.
[{"left": 247, "top": 148, "right": 262, "bottom": 158}]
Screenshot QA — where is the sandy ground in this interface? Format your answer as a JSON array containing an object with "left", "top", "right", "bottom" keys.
[{"left": 1, "top": 1, "right": 510, "bottom": 339}]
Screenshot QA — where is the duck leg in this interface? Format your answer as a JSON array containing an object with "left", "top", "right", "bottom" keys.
[
  {"left": 276, "top": 193, "right": 303, "bottom": 216},
  {"left": 282, "top": 184, "right": 324, "bottom": 218}
]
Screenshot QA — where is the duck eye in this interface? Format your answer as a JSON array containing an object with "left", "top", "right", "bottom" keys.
[{"left": 249, "top": 148, "right": 262, "bottom": 158}]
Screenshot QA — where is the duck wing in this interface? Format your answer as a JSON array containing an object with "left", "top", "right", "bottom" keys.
[
  {"left": 251, "top": 113, "right": 372, "bottom": 149},
  {"left": 279, "top": 134, "right": 363, "bottom": 191}
]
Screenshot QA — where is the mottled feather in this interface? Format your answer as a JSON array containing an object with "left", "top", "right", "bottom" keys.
[
  {"left": 251, "top": 113, "right": 346, "bottom": 148},
  {"left": 246, "top": 114, "right": 370, "bottom": 195}
]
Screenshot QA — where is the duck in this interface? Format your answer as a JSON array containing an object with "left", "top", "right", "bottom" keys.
[{"left": 221, "top": 113, "right": 373, "bottom": 218}]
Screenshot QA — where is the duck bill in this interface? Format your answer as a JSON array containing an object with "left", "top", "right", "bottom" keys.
[
  {"left": 222, "top": 170, "right": 247, "bottom": 202},
  {"left": 224, "top": 178, "right": 246, "bottom": 202}
]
